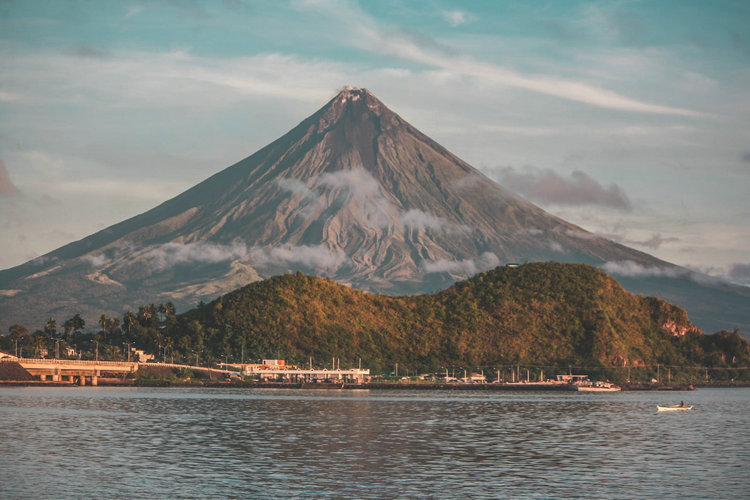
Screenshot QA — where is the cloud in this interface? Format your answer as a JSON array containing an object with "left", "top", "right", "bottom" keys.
[
  {"left": 81, "top": 253, "right": 112, "bottom": 267},
  {"left": 742, "top": 152, "right": 750, "bottom": 163},
  {"left": 315, "top": 167, "right": 397, "bottom": 227},
  {"left": 0, "top": 161, "right": 20, "bottom": 196},
  {"left": 401, "top": 208, "right": 469, "bottom": 234},
  {"left": 495, "top": 166, "right": 632, "bottom": 210},
  {"left": 276, "top": 178, "right": 315, "bottom": 197},
  {"left": 441, "top": 10, "right": 474, "bottom": 27},
  {"left": 299, "top": 0, "right": 702, "bottom": 116},
  {"left": 601, "top": 260, "right": 685, "bottom": 279},
  {"left": 250, "top": 244, "right": 347, "bottom": 271},
  {"left": 564, "top": 229, "right": 599, "bottom": 240},
  {"left": 548, "top": 241, "right": 564, "bottom": 253},
  {"left": 276, "top": 177, "right": 326, "bottom": 215},
  {"left": 140, "top": 241, "right": 347, "bottom": 272},
  {"left": 728, "top": 263, "right": 750, "bottom": 286},
  {"left": 422, "top": 252, "right": 500, "bottom": 276},
  {"left": 143, "top": 241, "right": 251, "bottom": 271},
  {"left": 627, "top": 233, "right": 680, "bottom": 250},
  {"left": 317, "top": 167, "right": 382, "bottom": 196}
]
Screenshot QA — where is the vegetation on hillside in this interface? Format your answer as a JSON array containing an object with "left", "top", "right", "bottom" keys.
[
  {"left": 3, "top": 263, "right": 748, "bottom": 382},
  {"left": 173, "top": 263, "right": 749, "bottom": 377}
]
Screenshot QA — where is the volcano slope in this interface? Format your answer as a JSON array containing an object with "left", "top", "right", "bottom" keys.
[{"left": 0, "top": 87, "right": 747, "bottom": 334}]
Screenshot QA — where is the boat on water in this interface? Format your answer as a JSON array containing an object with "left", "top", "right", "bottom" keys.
[
  {"left": 569, "top": 380, "right": 621, "bottom": 392},
  {"left": 554, "top": 374, "right": 621, "bottom": 392},
  {"left": 657, "top": 404, "right": 693, "bottom": 411}
]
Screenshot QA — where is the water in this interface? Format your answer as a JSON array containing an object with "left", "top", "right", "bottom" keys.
[{"left": 0, "top": 387, "right": 748, "bottom": 499}]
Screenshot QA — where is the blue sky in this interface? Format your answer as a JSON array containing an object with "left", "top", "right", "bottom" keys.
[{"left": 1, "top": 0, "right": 749, "bottom": 284}]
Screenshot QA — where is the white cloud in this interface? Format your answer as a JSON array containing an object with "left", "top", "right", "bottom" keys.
[
  {"left": 139, "top": 241, "right": 348, "bottom": 272},
  {"left": 548, "top": 241, "right": 564, "bottom": 253},
  {"left": 81, "top": 253, "right": 111, "bottom": 267},
  {"left": 601, "top": 260, "right": 684, "bottom": 278},
  {"left": 299, "top": 0, "right": 702, "bottom": 116},
  {"left": 250, "top": 244, "right": 347, "bottom": 271},
  {"left": 401, "top": 208, "right": 469, "bottom": 234},
  {"left": 317, "top": 167, "right": 382, "bottom": 196},
  {"left": 315, "top": 167, "right": 397, "bottom": 227},
  {"left": 422, "top": 251, "right": 499, "bottom": 276},
  {"left": 442, "top": 10, "right": 473, "bottom": 27},
  {"left": 276, "top": 178, "right": 314, "bottom": 197},
  {"left": 142, "top": 241, "right": 251, "bottom": 271}
]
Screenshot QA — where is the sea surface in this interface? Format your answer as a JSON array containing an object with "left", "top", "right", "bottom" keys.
[{"left": 0, "top": 386, "right": 748, "bottom": 499}]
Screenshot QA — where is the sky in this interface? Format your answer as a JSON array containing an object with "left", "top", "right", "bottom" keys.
[{"left": 1, "top": 0, "right": 749, "bottom": 286}]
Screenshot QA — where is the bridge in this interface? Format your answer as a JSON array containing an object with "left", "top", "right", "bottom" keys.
[
  {"left": 1, "top": 352, "right": 369, "bottom": 385},
  {"left": 2, "top": 354, "right": 239, "bottom": 386}
]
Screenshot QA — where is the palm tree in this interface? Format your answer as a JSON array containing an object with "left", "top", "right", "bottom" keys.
[
  {"left": 44, "top": 317, "right": 57, "bottom": 337},
  {"left": 122, "top": 310, "right": 136, "bottom": 336},
  {"left": 98, "top": 314, "right": 109, "bottom": 342}
]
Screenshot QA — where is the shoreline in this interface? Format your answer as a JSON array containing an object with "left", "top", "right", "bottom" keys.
[{"left": 0, "top": 379, "right": 718, "bottom": 390}]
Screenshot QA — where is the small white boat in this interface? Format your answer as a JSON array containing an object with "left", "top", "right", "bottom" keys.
[
  {"left": 657, "top": 404, "right": 693, "bottom": 411},
  {"left": 569, "top": 381, "right": 621, "bottom": 392}
]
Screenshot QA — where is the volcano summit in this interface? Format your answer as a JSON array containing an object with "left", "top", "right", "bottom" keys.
[{"left": 1, "top": 87, "right": 748, "bottom": 333}]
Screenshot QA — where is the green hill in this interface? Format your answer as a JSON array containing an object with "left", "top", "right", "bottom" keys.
[{"left": 172, "top": 262, "right": 748, "bottom": 376}]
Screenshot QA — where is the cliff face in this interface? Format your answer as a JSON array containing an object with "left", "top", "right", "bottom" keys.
[{"left": 646, "top": 297, "right": 703, "bottom": 337}]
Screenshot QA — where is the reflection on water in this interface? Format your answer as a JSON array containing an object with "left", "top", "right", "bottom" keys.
[{"left": 1, "top": 387, "right": 748, "bottom": 498}]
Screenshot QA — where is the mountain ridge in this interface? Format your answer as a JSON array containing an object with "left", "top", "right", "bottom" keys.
[{"left": 0, "top": 87, "right": 747, "bottom": 334}]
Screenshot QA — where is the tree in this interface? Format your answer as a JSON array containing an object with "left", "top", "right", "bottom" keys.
[
  {"left": 8, "top": 324, "right": 30, "bottom": 357},
  {"left": 98, "top": 314, "right": 109, "bottom": 334},
  {"left": 106, "top": 316, "right": 121, "bottom": 337},
  {"left": 123, "top": 310, "right": 136, "bottom": 335},
  {"left": 9, "top": 324, "right": 29, "bottom": 340},
  {"left": 71, "top": 314, "right": 85, "bottom": 333},
  {"left": 44, "top": 317, "right": 57, "bottom": 337}
]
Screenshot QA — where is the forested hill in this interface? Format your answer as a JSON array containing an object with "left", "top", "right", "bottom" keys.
[{"left": 172, "top": 262, "right": 747, "bottom": 373}]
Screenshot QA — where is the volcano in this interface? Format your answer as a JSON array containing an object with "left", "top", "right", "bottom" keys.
[{"left": 1, "top": 87, "right": 748, "bottom": 333}]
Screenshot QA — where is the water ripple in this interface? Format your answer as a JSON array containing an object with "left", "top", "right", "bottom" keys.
[{"left": 0, "top": 387, "right": 748, "bottom": 498}]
